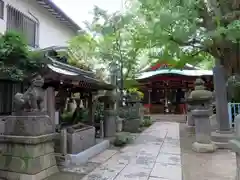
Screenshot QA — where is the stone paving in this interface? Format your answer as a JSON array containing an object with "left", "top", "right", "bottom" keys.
[
  {"left": 179, "top": 123, "right": 236, "bottom": 180},
  {"left": 79, "top": 122, "right": 182, "bottom": 180}
]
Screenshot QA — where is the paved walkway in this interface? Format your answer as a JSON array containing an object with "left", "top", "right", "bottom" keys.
[{"left": 80, "top": 122, "right": 182, "bottom": 180}]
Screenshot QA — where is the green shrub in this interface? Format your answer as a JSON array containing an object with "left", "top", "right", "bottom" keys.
[
  {"left": 113, "top": 132, "right": 132, "bottom": 147},
  {"left": 61, "top": 111, "right": 73, "bottom": 123},
  {"left": 141, "top": 115, "right": 153, "bottom": 127}
]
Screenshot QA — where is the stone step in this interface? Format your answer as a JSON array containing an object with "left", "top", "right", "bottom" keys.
[
  {"left": 211, "top": 131, "right": 234, "bottom": 142},
  {"left": 212, "top": 141, "right": 230, "bottom": 149}
]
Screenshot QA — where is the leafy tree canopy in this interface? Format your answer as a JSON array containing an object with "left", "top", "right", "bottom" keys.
[
  {"left": 68, "top": 6, "right": 152, "bottom": 84},
  {"left": 0, "top": 31, "right": 46, "bottom": 81},
  {"left": 128, "top": 0, "right": 240, "bottom": 72}
]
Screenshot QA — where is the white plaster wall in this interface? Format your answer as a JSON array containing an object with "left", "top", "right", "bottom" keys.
[{"left": 0, "top": 0, "right": 77, "bottom": 48}]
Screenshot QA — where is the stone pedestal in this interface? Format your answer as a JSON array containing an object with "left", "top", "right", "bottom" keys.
[
  {"left": 5, "top": 112, "right": 55, "bottom": 136},
  {"left": 104, "top": 109, "right": 117, "bottom": 137},
  {"left": 0, "top": 134, "right": 58, "bottom": 180},
  {"left": 192, "top": 109, "right": 217, "bottom": 153},
  {"left": 0, "top": 112, "right": 58, "bottom": 180}
]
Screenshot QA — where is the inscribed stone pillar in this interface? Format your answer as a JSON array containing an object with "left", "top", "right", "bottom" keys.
[
  {"left": 46, "top": 87, "right": 56, "bottom": 126},
  {"left": 103, "top": 90, "right": 117, "bottom": 137},
  {"left": 213, "top": 64, "right": 231, "bottom": 131}
]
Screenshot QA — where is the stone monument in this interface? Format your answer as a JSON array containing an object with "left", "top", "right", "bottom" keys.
[
  {"left": 0, "top": 74, "right": 58, "bottom": 180},
  {"left": 122, "top": 91, "right": 142, "bottom": 133},
  {"left": 229, "top": 114, "right": 240, "bottom": 180},
  {"left": 101, "top": 90, "right": 117, "bottom": 137},
  {"left": 188, "top": 78, "right": 217, "bottom": 153}
]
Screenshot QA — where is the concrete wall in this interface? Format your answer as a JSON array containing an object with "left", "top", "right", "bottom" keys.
[{"left": 0, "top": 0, "right": 76, "bottom": 48}]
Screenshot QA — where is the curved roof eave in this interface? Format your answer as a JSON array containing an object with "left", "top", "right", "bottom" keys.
[{"left": 136, "top": 69, "right": 213, "bottom": 80}]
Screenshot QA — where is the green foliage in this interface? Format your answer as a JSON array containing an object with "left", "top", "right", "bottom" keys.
[
  {"left": 72, "top": 108, "right": 89, "bottom": 124},
  {"left": 128, "top": 88, "right": 144, "bottom": 99},
  {"left": 226, "top": 75, "right": 240, "bottom": 102},
  {"left": 113, "top": 132, "right": 132, "bottom": 147},
  {"left": 94, "top": 101, "right": 104, "bottom": 122},
  {"left": 141, "top": 115, "right": 153, "bottom": 127},
  {"left": 61, "top": 111, "right": 73, "bottom": 123},
  {"left": 68, "top": 6, "right": 152, "bottom": 82},
  {"left": 127, "top": 0, "right": 240, "bottom": 69},
  {"left": 0, "top": 31, "right": 46, "bottom": 81},
  {"left": 68, "top": 33, "right": 97, "bottom": 71}
]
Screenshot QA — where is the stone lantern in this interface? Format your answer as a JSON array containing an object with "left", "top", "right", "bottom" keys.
[
  {"left": 188, "top": 78, "right": 217, "bottom": 153},
  {"left": 99, "top": 90, "right": 118, "bottom": 137}
]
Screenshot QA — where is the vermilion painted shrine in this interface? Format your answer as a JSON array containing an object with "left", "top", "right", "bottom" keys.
[{"left": 136, "top": 63, "right": 213, "bottom": 114}]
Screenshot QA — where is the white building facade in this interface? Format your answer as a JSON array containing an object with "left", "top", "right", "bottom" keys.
[{"left": 0, "top": 0, "right": 80, "bottom": 48}]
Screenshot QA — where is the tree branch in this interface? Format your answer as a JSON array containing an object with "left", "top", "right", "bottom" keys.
[{"left": 195, "top": 0, "right": 216, "bottom": 30}]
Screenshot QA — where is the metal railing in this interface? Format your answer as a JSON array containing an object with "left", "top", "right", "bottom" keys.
[{"left": 228, "top": 103, "right": 240, "bottom": 128}]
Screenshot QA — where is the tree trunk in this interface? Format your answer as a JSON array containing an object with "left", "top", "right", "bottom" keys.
[{"left": 209, "top": 41, "right": 240, "bottom": 76}]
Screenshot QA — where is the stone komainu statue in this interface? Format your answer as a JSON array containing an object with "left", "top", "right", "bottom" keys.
[{"left": 14, "top": 74, "right": 45, "bottom": 111}]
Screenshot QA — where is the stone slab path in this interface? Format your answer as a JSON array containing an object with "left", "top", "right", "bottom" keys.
[{"left": 79, "top": 122, "right": 182, "bottom": 180}]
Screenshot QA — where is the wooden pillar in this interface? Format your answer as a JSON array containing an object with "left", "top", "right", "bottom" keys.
[
  {"left": 88, "top": 92, "right": 94, "bottom": 125},
  {"left": 148, "top": 89, "right": 152, "bottom": 113}
]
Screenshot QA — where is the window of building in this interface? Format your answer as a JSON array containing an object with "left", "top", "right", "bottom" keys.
[
  {"left": 6, "top": 5, "right": 39, "bottom": 48},
  {"left": 0, "top": 0, "right": 4, "bottom": 19}
]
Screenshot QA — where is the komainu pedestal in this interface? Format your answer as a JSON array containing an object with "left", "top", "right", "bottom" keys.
[{"left": 0, "top": 112, "right": 58, "bottom": 180}]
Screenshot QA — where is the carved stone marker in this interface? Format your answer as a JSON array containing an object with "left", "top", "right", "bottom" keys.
[
  {"left": 0, "top": 74, "right": 58, "bottom": 180},
  {"left": 102, "top": 90, "right": 117, "bottom": 137},
  {"left": 229, "top": 114, "right": 240, "bottom": 180},
  {"left": 188, "top": 78, "right": 217, "bottom": 153}
]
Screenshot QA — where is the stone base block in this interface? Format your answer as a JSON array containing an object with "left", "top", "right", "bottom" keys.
[
  {"left": 0, "top": 165, "right": 58, "bottom": 180},
  {"left": 211, "top": 131, "right": 234, "bottom": 149},
  {"left": 192, "top": 142, "right": 217, "bottom": 153},
  {"left": 0, "top": 133, "right": 58, "bottom": 180},
  {"left": 0, "top": 153, "right": 56, "bottom": 174},
  {"left": 4, "top": 112, "right": 54, "bottom": 136}
]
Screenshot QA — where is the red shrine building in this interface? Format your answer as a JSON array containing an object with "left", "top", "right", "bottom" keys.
[{"left": 136, "top": 63, "right": 213, "bottom": 114}]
